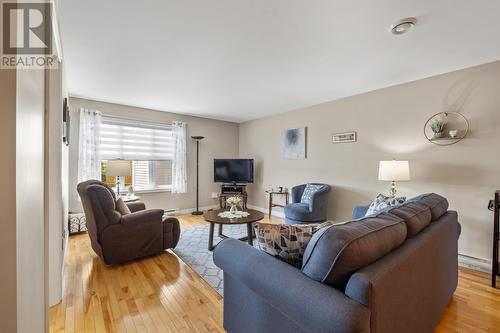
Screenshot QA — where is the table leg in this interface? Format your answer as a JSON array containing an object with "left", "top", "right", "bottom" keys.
[
  {"left": 218, "top": 224, "right": 223, "bottom": 237},
  {"left": 268, "top": 194, "right": 272, "bottom": 219},
  {"left": 247, "top": 223, "right": 253, "bottom": 246},
  {"left": 208, "top": 222, "right": 215, "bottom": 251}
]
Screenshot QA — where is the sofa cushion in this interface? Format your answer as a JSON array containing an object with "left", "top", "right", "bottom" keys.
[
  {"left": 407, "top": 193, "right": 449, "bottom": 221},
  {"left": 365, "top": 193, "right": 406, "bottom": 216},
  {"left": 301, "top": 212, "right": 407, "bottom": 288},
  {"left": 300, "top": 183, "right": 323, "bottom": 204},
  {"left": 254, "top": 221, "right": 335, "bottom": 267},
  {"left": 387, "top": 202, "right": 432, "bottom": 237},
  {"left": 115, "top": 198, "right": 131, "bottom": 216}
]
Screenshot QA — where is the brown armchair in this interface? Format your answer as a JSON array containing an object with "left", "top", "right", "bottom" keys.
[{"left": 77, "top": 179, "right": 180, "bottom": 265}]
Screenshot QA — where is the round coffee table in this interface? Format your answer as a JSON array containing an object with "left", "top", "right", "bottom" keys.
[{"left": 203, "top": 209, "right": 264, "bottom": 251}]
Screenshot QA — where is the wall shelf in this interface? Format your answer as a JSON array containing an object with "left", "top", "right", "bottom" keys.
[{"left": 424, "top": 111, "right": 469, "bottom": 146}]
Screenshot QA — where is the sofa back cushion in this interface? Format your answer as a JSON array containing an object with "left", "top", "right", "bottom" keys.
[
  {"left": 387, "top": 202, "right": 432, "bottom": 237},
  {"left": 301, "top": 212, "right": 407, "bottom": 288},
  {"left": 407, "top": 193, "right": 449, "bottom": 221}
]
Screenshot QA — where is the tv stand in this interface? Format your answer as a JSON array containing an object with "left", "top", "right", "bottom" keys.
[{"left": 219, "top": 184, "right": 248, "bottom": 209}]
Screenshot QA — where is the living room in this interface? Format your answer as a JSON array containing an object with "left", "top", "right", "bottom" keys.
[{"left": 1, "top": 0, "right": 500, "bottom": 332}]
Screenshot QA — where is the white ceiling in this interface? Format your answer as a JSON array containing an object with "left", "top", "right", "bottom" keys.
[{"left": 60, "top": 0, "right": 500, "bottom": 123}]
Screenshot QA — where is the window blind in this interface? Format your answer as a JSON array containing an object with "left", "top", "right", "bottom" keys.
[{"left": 100, "top": 117, "right": 173, "bottom": 160}]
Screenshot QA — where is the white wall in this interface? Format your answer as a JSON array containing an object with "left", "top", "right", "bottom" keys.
[
  {"left": 46, "top": 60, "right": 68, "bottom": 307},
  {"left": 46, "top": 0, "right": 69, "bottom": 308},
  {"left": 239, "top": 60, "right": 500, "bottom": 263},
  {"left": 16, "top": 64, "right": 46, "bottom": 332},
  {"left": 68, "top": 98, "right": 239, "bottom": 213}
]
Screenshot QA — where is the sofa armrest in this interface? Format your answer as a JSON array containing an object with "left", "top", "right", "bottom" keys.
[
  {"left": 214, "top": 239, "right": 370, "bottom": 333},
  {"left": 126, "top": 201, "right": 146, "bottom": 212},
  {"left": 121, "top": 209, "right": 164, "bottom": 225},
  {"left": 352, "top": 205, "right": 369, "bottom": 219}
]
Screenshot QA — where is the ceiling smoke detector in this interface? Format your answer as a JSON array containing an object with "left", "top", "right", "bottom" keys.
[{"left": 390, "top": 17, "right": 417, "bottom": 35}]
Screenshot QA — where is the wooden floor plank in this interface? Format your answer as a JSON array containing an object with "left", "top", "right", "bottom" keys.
[{"left": 50, "top": 213, "right": 500, "bottom": 333}]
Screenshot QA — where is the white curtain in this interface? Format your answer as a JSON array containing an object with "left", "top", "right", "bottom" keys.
[
  {"left": 78, "top": 108, "right": 102, "bottom": 182},
  {"left": 171, "top": 121, "right": 187, "bottom": 193}
]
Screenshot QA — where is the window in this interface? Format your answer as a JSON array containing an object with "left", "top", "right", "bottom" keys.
[
  {"left": 101, "top": 160, "right": 172, "bottom": 192},
  {"left": 131, "top": 160, "right": 172, "bottom": 191},
  {"left": 100, "top": 117, "right": 173, "bottom": 192}
]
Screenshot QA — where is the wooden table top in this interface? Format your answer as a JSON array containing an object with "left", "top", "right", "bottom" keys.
[{"left": 203, "top": 209, "right": 264, "bottom": 224}]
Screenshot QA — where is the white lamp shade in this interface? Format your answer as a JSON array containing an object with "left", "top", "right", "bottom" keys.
[
  {"left": 107, "top": 160, "right": 132, "bottom": 177},
  {"left": 378, "top": 160, "right": 410, "bottom": 181}
]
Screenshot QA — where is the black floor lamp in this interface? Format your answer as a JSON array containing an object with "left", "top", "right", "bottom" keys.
[{"left": 191, "top": 136, "right": 205, "bottom": 215}]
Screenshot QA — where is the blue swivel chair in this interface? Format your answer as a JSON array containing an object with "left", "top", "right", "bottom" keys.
[{"left": 284, "top": 183, "right": 331, "bottom": 224}]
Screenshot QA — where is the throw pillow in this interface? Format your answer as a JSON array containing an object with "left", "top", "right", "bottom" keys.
[
  {"left": 254, "top": 221, "right": 334, "bottom": 267},
  {"left": 300, "top": 184, "right": 323, "bottom": 204},
  {"left": 115, "top": 198, "right": 131, "bottom": 216},
  {"left": 365, "top": 193, "right": 406, "bottom": 216}
]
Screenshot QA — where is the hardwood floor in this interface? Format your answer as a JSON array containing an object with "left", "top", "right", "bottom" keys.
[{"left": 50, "top": 214, "right": 500, "bottom": 333}]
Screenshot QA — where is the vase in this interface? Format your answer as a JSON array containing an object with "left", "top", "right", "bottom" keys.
[
  {"left": 229, "top": 204, "right": 238, "bottom": 214},
  {"left": 433, "top": 132, "right": 443, "bottom": 139}
]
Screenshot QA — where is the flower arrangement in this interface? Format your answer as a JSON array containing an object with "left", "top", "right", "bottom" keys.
[{"left": 226, "top": 196, "right": 242, "bottom": 213}]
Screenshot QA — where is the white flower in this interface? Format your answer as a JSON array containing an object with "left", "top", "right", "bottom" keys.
[{"left": 226, "top": 196, "right": 242, "bottom": 206}]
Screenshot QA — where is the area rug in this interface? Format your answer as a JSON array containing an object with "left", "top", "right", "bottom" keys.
[{"left": 172, "top": 224, "right": 259, "bottom": 295}]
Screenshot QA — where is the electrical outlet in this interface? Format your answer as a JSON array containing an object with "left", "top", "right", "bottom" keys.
[{"left": 211, "top": 192, "right": 219, "bottom": 199}]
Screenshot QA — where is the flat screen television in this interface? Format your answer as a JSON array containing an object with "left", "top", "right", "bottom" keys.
[{"left": 214, "top": 159, "right": 254, "bottom": 184}]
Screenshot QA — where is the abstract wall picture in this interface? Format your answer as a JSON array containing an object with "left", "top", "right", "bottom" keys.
[
  {"left": 332, "top": 131, "right": 357, "bottom": 144},
  {"left": 282, "top": 127, "right": 306, "bottom": 159}
]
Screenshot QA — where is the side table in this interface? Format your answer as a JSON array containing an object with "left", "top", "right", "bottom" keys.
[
  {"left": 121, "top": 195, "right": 141, "bottom": 203},
  {"left": 266, "top": 191, "right": 289, "bottom": 218}
]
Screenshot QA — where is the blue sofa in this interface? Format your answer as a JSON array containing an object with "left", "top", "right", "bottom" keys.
[
  {"left": 284, "top": 183, "right": 331, "bottom": 224},
  {"left": 214, "top": 193, "right": 460, "bottom": 333}
]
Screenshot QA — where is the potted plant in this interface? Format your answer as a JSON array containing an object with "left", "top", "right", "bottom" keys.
[
  {"left": 226, "top": 196, "right": 242, "bottom": 214},
  {"left": 430, "top": 120, "right": 446, "bottom": 138}
]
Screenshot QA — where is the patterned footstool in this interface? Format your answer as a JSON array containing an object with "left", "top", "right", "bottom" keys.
[{"left": 68, "top": 212, "right": 87, "bottom": 235}]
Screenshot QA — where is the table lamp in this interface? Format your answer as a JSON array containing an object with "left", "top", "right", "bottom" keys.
[
  {"left": 378, "top": 160, "right": 410, "bottom": 197},
  {"left": 107, "top": 160, "right": 132, "bottom": 196}
]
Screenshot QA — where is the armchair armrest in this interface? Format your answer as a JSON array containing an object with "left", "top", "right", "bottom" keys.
[
  {"left": 99, "top": 208, "right": 165, "bottom": 265},
  {"left": 214, "top": 239, "right": 370, "bottom": 333},
  {"left": 126, "top": 201, "right": 146, "bottom": 213},
  {"left": 309, "top": 186, "right": 331, "bottom": 212},
  {"left": 121, "top": 209, "right": 164, "bottom": 225},
  {"left": 291, "top": 184, "right": 307, "bottom": 203}
]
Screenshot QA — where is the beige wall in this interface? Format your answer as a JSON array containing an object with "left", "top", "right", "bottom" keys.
[
  {"left": 239, "top": 60, "right": 500, "bottom": 262},
  {"left": 68, "top": 97, "right": 239, "bottom": 213},
  {"left": 0, "top": 68, "right": 18, "bottom": 333},
  {"left": 46, "top": 60, "right": 69, "bottom": 307}
]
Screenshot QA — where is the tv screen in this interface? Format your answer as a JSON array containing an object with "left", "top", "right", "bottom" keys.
[{"left": 214, "top": 159, "right": 254, "bottom": 183}]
